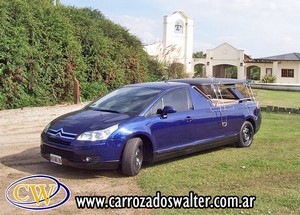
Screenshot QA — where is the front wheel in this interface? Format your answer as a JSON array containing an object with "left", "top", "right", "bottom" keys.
[
  {"left": 237, "top": 121, "right": 254, "bottom": 147},
  {"left": 122, "top": 137, "right": 143, "bottom": 176}
]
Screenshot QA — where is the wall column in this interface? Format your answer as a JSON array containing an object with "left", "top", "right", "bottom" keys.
[
  {"left": 272, "top": 61, "right": 278, "bottom": 83},
  {"left": 190, "top": 61, "right": 195, "bottom": 75},
  {"left": 298, "top": 63, "right": 300, "bottom": 84},
  {"left": 206, "top": 62, "right": 213, "bottom": 77},
  {"left": 237, "top": 64, "right": 245, "bottom": 79},
  {"left": 205, "top": 52, "right": 213, "bottom": 77}
]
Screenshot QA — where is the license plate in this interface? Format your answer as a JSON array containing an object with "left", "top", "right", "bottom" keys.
[{"left": 50, "top": 154, "right": 62, "bottom": 165}]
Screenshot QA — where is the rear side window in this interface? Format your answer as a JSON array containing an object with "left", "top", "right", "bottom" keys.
[
  {"left": 193, "top": 84, "right": 251, "bottom": 100},
  {"left": 146, "top": 88, "right": 192, "bottom": 116}
]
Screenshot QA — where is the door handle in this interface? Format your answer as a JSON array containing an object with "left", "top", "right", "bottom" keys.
[{"left": 185, "top": 116, "right": 193, "bottom": 122}]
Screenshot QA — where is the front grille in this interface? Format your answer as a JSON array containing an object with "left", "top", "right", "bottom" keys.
[
  {"left": 47, "top": 136, "right": 71, "bottom": 145},
  {"left": 47, "top": 128, "right": 77, "bottom": 139},
  {"left": 41, "top": 144, "right": 82, "bottom": 163}
]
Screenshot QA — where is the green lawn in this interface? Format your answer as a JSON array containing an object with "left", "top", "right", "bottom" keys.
[
  {"left": 254, "top": 89, "right": 300, "bottom": 108},
  {"left": 138, "top": 113, "right": 300, "bottom": 214}
]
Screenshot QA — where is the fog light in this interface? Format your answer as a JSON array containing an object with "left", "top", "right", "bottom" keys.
[{"left": 84, "top": 157, "right": 91, "bottom": 162}]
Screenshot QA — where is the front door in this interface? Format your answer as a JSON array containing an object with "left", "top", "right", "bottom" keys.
[{"left": 146, "top": 87, "right": 194, "bottom": 151}]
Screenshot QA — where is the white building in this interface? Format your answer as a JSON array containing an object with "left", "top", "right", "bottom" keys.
[
  {"left": 245, "top": 53, "right": 300, "bottom": 84},
  {"left": 192, "top": 43, "right": 246, "bottom": 79},
  {"left": 144, "top": 11, "right": 194, "bottom": 74},
  {"left": 144, "top": 11, "right": 300, "bottom": 84}
]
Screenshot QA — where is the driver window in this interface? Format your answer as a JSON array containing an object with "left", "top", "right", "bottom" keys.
[{"left": 146, "top": 88, "right": 192, "bottom": 117}]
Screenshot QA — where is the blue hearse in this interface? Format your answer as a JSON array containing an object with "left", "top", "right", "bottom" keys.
[{"left": 41, "top": 78, "right": 261, "bottom": 176}]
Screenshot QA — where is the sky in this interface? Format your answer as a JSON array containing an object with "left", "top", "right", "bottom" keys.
[{"left": 59, "top": 0, "right": 300, "bottom": 58}]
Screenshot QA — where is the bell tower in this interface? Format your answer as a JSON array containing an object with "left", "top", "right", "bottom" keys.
[{"left": 163, "top": 11, "right": 194, "bottom": 74}]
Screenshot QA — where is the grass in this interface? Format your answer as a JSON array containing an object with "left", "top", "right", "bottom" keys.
[
  {"left": 254, "top": 89, "right": 300, "bottom": 108},
  {"left": 137, "top": 113, "right": 300, "bottom": 214}
]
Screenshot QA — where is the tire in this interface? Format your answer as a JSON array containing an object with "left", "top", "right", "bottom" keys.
[
  {"left": 237, "top": 121, "right": 254, "bottom": 147},
  {"left": 122, "top": 137, "right": 143, "bottom": 176}
]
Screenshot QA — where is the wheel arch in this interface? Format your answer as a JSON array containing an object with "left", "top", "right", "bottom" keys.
[
  {"left": 245, "top": 117, "right": 256, "bottom": 132},
  {"left": 134, "top": 134, "right": 154, "bottom": 163},
  {"left": 120, "top": 133, "right": 154, "bottom": 163}
]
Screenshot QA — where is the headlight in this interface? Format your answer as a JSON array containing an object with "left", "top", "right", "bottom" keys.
[
  {"left": 77, "top": 124, "right": 118, "bottom": 141},
  {"left": 43, "top": 123, "right": 51, "bottom": 133}
]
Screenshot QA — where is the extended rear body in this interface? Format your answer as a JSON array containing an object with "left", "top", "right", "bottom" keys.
[{"left": 41, "top": 78, "right": 261, "bottom": 175}]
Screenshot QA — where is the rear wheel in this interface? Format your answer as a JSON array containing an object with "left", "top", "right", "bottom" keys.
[
  {"left": 237, "top": 121, "right": 254, "bottom": 147},
  {"left": 122, "top": 137, "right": 143, "bottom": 176}
]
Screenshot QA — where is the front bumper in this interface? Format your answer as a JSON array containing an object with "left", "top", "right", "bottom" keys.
[{"left": 40, "top": 142, "right": 120, "bottom": 170}]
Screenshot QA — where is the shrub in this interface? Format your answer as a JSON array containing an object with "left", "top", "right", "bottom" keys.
[
  {"left": 0, "top": 0, "right": 152, "bottom": 109},
  {"left": 261, "top": 75, "right": 276, "bottom": 83},
  {"left": 146, "top": 58, "right": 165, "bottom": 81},
  {"left": 167, "top": 63, "right": 189, "bottom": 79}
]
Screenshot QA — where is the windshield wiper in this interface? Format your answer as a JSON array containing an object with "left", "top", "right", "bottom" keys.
[{"left": 97, "top": 109, "right": 120, "bottom": 114}]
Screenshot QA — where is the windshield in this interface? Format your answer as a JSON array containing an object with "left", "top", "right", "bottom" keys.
[{"left": 88, "top": 87, "right": 163, "bottom": 115}]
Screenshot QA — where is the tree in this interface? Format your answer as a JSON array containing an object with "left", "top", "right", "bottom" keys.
[
  {"left": 193, "top": 51, "right": 206, "bottom": 58},
  {"left": 250, "top": 67, "right": 261, "bottom": 80},
  {"left": 225, "top": 66, "right": 237, "bottom": 79},
  {"left": 193, "top": 51, "right": 206, "bottom": 77}
]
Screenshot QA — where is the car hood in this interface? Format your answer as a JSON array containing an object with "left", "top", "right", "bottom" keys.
[{"left": 49, "top": 108, "right": 133, "bottom": 135}]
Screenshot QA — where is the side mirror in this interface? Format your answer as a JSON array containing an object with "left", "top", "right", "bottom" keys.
[{"left": 157, "top": 106, "right": 177, "bottom": 118}]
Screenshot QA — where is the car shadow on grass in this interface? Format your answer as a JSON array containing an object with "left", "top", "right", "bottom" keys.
[{"left": 0, "top": 146, "right": 123, "bottom": 179}]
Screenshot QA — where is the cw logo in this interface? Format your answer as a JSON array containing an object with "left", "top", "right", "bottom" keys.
[
  {"left": 13, "top": 184, "right": 56, "bottom": 205},
  {"left": 6, "top": 175, "right": 71, "bottom": 211}
]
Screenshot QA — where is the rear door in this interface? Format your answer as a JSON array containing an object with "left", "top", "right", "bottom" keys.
[
  {"left": 210, "top": 84, "right": 244, "bottom": 136},
  {"left": 189, "top": 84, "right": 243, "bottom": 142},
  {"left": 187, "top": 86, "right": 227, "bottom": 143}
]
